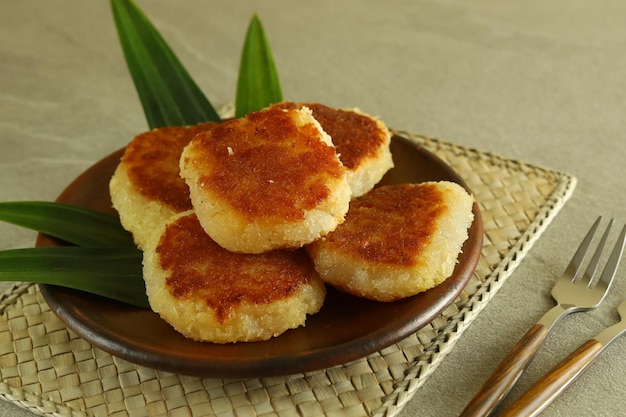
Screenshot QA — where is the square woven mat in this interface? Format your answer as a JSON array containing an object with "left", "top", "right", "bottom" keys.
[{"left": 0, "top": 131, "right": 576, "bottom": 417}]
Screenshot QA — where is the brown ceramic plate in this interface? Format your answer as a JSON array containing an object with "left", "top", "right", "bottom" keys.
[{"left": 37, "top": 135, "right": 482, "bottom": 378}]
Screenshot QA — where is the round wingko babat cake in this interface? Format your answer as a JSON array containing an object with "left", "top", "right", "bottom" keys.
[
  {"left": 179, "top": 105, "right": 351, "bottom": 254},
  {"left": 272, "top": 102, "right": 394, "bottom": 198},
  {"left": 109, "top": 122, "right": 218, "bottom": 249},
  {"left": 142, "top": 210, "right": 326, "bottom": 343},
  {"left": 306, "top": 181, "right": 474, "bottom": 302}
]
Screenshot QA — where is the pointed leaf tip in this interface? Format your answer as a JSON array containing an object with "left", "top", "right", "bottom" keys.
[
  {"left": 111, "top": 0, "right": 221, "bottom": 128},
  {"left": 235, "top": 14, "right": 283, "bottom": 118}
]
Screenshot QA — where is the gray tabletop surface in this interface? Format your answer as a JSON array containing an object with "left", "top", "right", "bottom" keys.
[{"left": 1, "top": 1, "right": 626, "bottom": 416}]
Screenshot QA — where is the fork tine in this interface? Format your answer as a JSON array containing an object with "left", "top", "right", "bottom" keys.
[
  {"left": 578, "top": 218, "right": 615, "bottom": 287},
  {"left": 563, "top": 216, "right": 602, "bottom": 282},
  {"left": 597, "top": 224, "right": 626, "bottom": 289}
]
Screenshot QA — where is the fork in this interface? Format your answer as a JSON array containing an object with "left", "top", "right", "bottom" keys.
[
  {"left": 499, "top": 297, "right": 626, "bottom": 417},
  {"left": 459, "top": 217, "right": 626, "bottom": 417}
]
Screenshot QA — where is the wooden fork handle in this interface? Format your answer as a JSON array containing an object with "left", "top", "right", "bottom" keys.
[
  {"left": 498, "top": 339, "right": 602, "bottom": 417},
  {"left": 459, "top": 323, "right": 549, "bottom": 417}
]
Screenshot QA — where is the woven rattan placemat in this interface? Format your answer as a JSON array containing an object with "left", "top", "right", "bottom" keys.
[{"left": 0, "top": 131, "right": 576, "bottom": 417}]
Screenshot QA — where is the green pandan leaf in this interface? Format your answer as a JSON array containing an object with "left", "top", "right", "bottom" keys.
[
  {"left": 0, "top": 247, "right": 148, "bottom": 308},
  {"left": 111, "top": 0, "right": 221, "bottom": 128},
  {"left": 0, "top": 202, "right": 135, "bottom": 247},
  {"left": 235, "top": 14, "right": 283, "bottom": 118}
]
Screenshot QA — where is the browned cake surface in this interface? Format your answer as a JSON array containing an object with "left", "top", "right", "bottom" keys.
[
  {"left": 273, "top": 102, "right": 387, "bottom": 170},
  {"left": 157, "top": 213, "right": 318, "bottom": 323},
  {"left": 320, "top": 183, "right": 444, "bottom": 266},
  {"left": 306, "top": 182, "right": 473, "bottom": 301},
  {"left": 123, "top": 122, "right": 217, "bottom": 212},
  {"left": 182, "top": 107, "right": 345, "bottom": 222}
]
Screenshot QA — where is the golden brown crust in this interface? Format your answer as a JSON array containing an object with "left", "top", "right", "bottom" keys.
[
  {"left": 110, "top": 122, "right": 218, "bottom": 249},
  {"left": 179, "top": 106, "right": 351, "bottom": 253},
  {"left": 306, "top": 182, "right": 474, "bottom": 301},
  {"left": 273, "top": 102, "right": 386, "bottom": 169},
  {"left": 272, "top": 102, "right": 393, "bottom": 197},
  {"left": 143, "top": 211, "right": 326, "bottom": 343},
  {"left": 182, "top": 107, "right": 344, "bottom": 221},
  {"left": 318, "top": 183, "right": 443, "bottom": 267},
  {"left": 157, "top": 213, "right": 318, "bottom": 322},
  {"left": 122, "top": 122, "right": 218, "bottom": 212}
]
